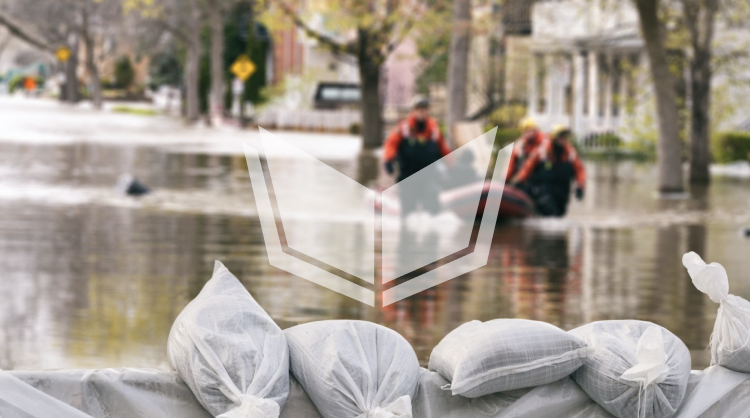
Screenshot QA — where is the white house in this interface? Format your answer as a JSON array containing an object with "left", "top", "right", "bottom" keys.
[{"left": 526, "top": 0, "right": 750, "bottom": 140}]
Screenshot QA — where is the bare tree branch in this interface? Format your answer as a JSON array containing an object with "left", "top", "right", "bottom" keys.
[
  {"left": 0, "top": 11, "right": 53, "bottom": 53},
  {"left": 276, "top": 0, "right": 357, "bottom": 55}
]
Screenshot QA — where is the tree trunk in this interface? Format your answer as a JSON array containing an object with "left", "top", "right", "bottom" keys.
[
  {"left": 81, "top": 11, "right": 102, "bottom": 110},
  {"left": 684, "top": 0, "right": 717, "bottom": 184},
  {"left": 358, "top": 30, "right": 384, "bottom": 150},
  {"left": 446, "top": 0, "right": 471, "bottom": 143},
  {"left": 209, "top": 1, "right": 225, "bottom": 124},
  {"left": 688, "top": 49, "right": 712, "bottom": 183},
  {"left": 184, "top": 12, "right": 201, "bottom": 122},
  {"left": 634, "top": 0, "right": 684, "bottom": 193},
  {"left": 65, "top": 35, "right": 80, "bottom": 103}
]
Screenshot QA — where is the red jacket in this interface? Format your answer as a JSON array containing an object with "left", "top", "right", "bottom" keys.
[
  {"left": 383, "top": 115, "right": 451, "bottom": 162},
  {"left": 514, "top": 140, "right": 586, "bottom": 187},
  {"left": 507, "top": 130, "right": 546, "bottom": 177}
]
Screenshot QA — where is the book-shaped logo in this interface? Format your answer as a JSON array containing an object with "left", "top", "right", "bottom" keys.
[{"left": 243, "top": 127, "right": 511, "bottom": 306}]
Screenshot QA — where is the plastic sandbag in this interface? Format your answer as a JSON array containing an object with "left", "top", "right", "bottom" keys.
[
  {"left": 284, "top": 320, "right": 421, "bottom": 418},
  {"left": 9, "top": 368, "right": 212, "bottom": 418},
  {"left": 168, "top": 261, "right": 289, "bottom": 418},
  {"left": 570, "top": 320, "right": 691, "bottom": 418},
  {"left": 428, "top": 319, "right": 590, "bottom": 397},
  {"left": 0, "top": 369, "right": 93, "bottom": 418},
  {"left": 682, "top": 251, "right": 750, "bottom": 373},
  {"left": 412, "top": 368, "right": 614, "bottom": 418}
]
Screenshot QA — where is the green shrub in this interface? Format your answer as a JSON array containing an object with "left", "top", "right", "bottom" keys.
[
  {"left": 114, "top": 56, "right": 135, "bottom": 90},
  {"left": 622, "top": 136, "right": 657, "bottom": 160},
  {"left": 111, "top": 106, "right": 158, "bottom": 116},
  {"left": 487, "top": 104, "right": 527, "bottom": 129},
  {"left": 598, "top": 133, "right": 622, "bottom": 148},
  {"left": 494, "top": 128, "right": 522, "bottom": 148},
  {"left": 7, "top": 74, "right": 25, "bottom": 92},
  {"left": 713, "top": 131, "right": 750, "bottom": 163}
]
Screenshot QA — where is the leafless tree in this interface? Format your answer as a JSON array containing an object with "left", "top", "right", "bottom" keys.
[
  {"left": 127, "top": 0, "right": 204, "bottom": 121},
  {"left": 1, "top": 0, "right": 123, "bottom": 107},
  {"left": 208, "top": 0, "right": 228, "bottom": 123},
  {"left": 276, "top": 0, "right": 422, "bottom": 149}
]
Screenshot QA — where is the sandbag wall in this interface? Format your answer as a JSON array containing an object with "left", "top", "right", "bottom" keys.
[{"left": 3, "top": 252, "right": 749, "bottom": 418}]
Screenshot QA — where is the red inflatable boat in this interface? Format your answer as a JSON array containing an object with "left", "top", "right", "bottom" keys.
[
  {"left": 374, "top": 182, "right": 535, "bottom": 221},
  {"left": 441, "top": 182, "right": 535, "bottom": 220}
]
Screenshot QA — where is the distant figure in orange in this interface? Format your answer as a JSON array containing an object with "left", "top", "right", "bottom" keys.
[
  {"left": 512, "top": 127, "right": 585, "bottom": 217},
  {"left": 507, "top": 117, "right": 546, "bottom": 180},
  {"left": 24, "top": 77, "right": 37, "bottom": 93}
]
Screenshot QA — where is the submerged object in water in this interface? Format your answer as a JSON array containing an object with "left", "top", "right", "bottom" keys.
[{"left": 116, "top": 174, "right": 151, "bottom": 196}]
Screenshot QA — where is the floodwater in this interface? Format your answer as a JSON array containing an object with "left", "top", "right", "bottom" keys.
[{"left": 2, "top": 104, "right": 750, "bottom": 372}]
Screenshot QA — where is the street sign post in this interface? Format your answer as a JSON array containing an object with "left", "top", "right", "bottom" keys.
[
  {"left": 230, "top": 55, "right": 256, "bottom": 122},
  {"left": 230, "top": 55, "right": 256, "bottom": 81},
  {"left": 55, "top": 46, "right": 71, "bottom": 63}
]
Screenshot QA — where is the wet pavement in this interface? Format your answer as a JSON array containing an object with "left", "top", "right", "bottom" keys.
[{"left": 1, "top": 98, "right": 750, "bottom": 370}]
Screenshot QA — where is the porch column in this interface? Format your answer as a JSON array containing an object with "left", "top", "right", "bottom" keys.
[
  {"left": 528, "top": 52, "right": 538, "bottom": 116},
  {"left": 619, "top": 56, "right": 630, "bottom": 122},
  {"left": 573, "top": 50, "right": 585, "bottom": 135},
  {"left": 604, "top": 53, "right": 614, "bottom": 129},
  {"left": 587, "top": 50, "right": 598, "bottom": 129},
  {"left": 544, "top": 54, "right": 557, "bottom": 122}
]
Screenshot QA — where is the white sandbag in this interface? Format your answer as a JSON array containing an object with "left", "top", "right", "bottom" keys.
[
  {"left": 428, "top": 319, "right": 590, "bottom": 397},
  {"left": 9, "top": 368, "right": 212, "bottom": 418},
  {"left": 412, "top": 368, "right": 613, "bottom": 418},
  {"left": 682, "top": 251, "right": 750, "bottom": 373},
  {"left": 284, "top": 320, "right": 421, "bottom": 418},
  {"left": 168, "top": 261, "right": 289, "bottom": 417},
  {"left": 0, "top": 369, "right": 93, "bottom": 418},
  {"left": 570, "top": 320, "right": 691, "bottom": 418}
]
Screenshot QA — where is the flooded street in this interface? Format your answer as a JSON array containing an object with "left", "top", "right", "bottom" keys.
[{"left": 2, "top": 99, "right": 750, "bottom": 371}]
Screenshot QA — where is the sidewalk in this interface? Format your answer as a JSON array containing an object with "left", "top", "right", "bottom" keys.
[{"left": 0, "top": 96, "right": 364, "bottom": 161}]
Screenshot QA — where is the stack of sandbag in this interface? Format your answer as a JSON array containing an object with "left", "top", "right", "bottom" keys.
[
  {"left": 570, "top": 320, "right": 691, "bottom": 418},
  {"left": 428, "top": 319, "right": 591, "bottom": 397},
  {"left": 683, "top": 251, "right": 750, "bottom": 372},
  {"left": 168, "top": 261, "right": 290, "bottom": 418},
  {"left": 284, "top": 320, "right": 421, "bottom": 418}
]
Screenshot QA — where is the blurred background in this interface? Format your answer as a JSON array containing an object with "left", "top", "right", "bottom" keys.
[{"left": 0, "top": 0, "right": 750, "bottom": 371}]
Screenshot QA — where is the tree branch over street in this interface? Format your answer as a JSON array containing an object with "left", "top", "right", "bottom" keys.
[
  {"left": 0, "top": 12, "right": 53, "bottom": 53},
  {"left": 272, "top": 0, "right": 426, "bottom": 149}
]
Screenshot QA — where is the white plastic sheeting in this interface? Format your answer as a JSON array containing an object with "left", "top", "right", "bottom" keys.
[
  {"left": 4, "top": 366, "right": 749, "bottom": 417},
  {"left": 167, "top": 261, "right": 290, "bottom": 417},
  {"left": 570, "top": 321, "right": 692, "bottom": 418},
  {"left": 4, "top": 369, "right": 321, "bottom": 418},
  {"left": 284, "top": 320, "right": 421, "bottom": 418},
  {"left": 429, "top": 319, "right": 590, "bottom": 397},
  {"left": 683, "top": 252, "right": 750, "bottom": 373}
]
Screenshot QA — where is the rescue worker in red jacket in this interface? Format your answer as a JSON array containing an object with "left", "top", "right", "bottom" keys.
[
  {"left": 383, "top": 98, "right": 451, "bottom": 216},
  {"left": 511, "top": 127, "right": 585, "bottom": 217},
  {"left": 507, "top": 117, "right": 547, "bottom": 179}
]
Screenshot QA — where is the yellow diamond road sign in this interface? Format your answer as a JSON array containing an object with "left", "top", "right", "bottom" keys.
[
  {"left": 56, "top": 46, "right": 71, "bottom": 63},
  {"left": 231, "top": 55, "right": 256, "bottom": 81}
]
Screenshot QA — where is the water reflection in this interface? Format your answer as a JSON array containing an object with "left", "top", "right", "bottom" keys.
[{"left": 0, "top": 142, "right": 749, "bottom": 370}]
